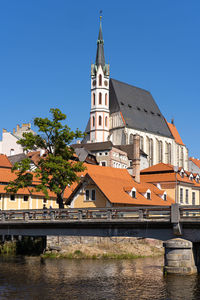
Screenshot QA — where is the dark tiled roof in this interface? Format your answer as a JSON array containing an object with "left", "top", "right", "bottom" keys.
[
  {"left": 72, "top": 141, "right": 113, "bottom": 152},
  {"left": 109, "top": 78, "right": 173, "bottom": 139},
  {"left": 72, "top": 142, "right": 146, "bottom": 159},
  {"left": 8, "top": 153, "right": 27, "bottom": 165}
]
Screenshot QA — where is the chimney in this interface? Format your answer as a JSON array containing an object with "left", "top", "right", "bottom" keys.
[
  {"left": 16, "top": 124, "right": 20, "bottom": 132},
  {"left": 132, "top": 134, "right": 140, "bottom": 183},
  {"left": 2, "top": 129, "right": 7, "bottom": 133},
  {"left": 13, "top": 128, "right": 15, "bottom": 134}
]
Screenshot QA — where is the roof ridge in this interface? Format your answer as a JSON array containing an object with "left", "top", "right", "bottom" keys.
[{"left": 110, "top": 78, "right": 151, "bottom": 94}]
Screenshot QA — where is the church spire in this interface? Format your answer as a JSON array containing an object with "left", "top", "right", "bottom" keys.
[{"left": 95, "top": 15, "right": 105, "bottom": 67}]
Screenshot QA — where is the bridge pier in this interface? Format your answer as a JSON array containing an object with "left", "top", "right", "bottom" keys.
[{"left": 164, "top": 238, "right": 197, "bottom": 275}]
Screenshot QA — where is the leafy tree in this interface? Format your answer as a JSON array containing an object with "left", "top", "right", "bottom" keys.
[{"left": 6, "top": 108, "right": 86, "bottom": 208}]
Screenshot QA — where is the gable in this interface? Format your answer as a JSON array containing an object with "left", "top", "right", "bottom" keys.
[{"left": 109, "top": 78, "right": 173, "bottom": 139}]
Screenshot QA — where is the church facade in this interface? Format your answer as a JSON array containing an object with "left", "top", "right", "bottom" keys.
[{"left": 84, "top": 18, "right": 189, "bottom": 170}]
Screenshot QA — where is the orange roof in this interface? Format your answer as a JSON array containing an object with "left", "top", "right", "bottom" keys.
[
  {"left": 66, "top": 164, "right": 174, "bottom": 206},
  {"left": 141, "top": 163, "right": 174, "bottom": 173},
  {"left": 0, "top": 155, "right": 12, "bottom": 168},
  {"left": 167, "top": 121, "right": 184, "bottom": 145},
  {"left": 189, "top": 157, "right": 200, "bottom": 169},
  {"left": 141, "top": 163, "right": 200, "bottom": 188}
]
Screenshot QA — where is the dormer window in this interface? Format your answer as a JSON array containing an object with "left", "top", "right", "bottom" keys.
[
  {"left": 180, "top": 169, "right": 184, "bottom": 178},
  {"left": 132, "top": 191, "right": 136, "bottom": 198},
  {"left": 147, "top": 192, "right": 151, "bottom": 200},
  {"left": 99, "top": 74, "right": 102, "bottom": 86},
  {"left": 196, "top": 175, "right": 199, "bottom": 183},
  {"left": 189, "top": 174, "right": 193, "bottom": 181},
  {"left": 163, "top": 192, "right": 167, "bottom": 201}
]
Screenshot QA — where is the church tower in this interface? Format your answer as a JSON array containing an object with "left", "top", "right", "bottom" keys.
[{"left": 90, "top": 16, "right": 110, "bottom": 143}]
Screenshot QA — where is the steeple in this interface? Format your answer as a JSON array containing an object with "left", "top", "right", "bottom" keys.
[{"left": 95, "top": 16, "right": 105, "bottom": 67}]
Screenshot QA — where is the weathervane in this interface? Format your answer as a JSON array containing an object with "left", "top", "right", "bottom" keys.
[{"left": 100, "top": 10, "right": 102, "bottom": 22}]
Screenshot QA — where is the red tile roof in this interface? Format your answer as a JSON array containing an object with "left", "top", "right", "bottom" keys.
[
  {"left": 0, "top": 155, "right": 13, "bottom": 168},
  {"left": 189, "top": 157, "right": 200, "bottom": 169},
  {"left": 66, "top": 164, "right": 174, "bottom": 206},
  {"left": 167, "top": 121, "right": 184, "bottom": 145}
]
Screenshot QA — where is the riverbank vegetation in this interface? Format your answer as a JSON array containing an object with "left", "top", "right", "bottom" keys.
[{"left": 42, "top": 238, "right": 164, "bottom": 260}]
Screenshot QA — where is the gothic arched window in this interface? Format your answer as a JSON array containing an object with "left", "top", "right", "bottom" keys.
[
  {"left": 99, "top": 74, "right": 102, "bottom": 86},
  {"left": 129, "top": 134, "right": 134, "bottom": 144},
  {"left": 105, "top": 116, "right": 107, "bottom": 127},
  {"left": 92, "top": 116, "right": 95, "bottom": 127},
  {"left": 99, "top": 115, "right": 102, "bottom": 126},
  {"left": 99, "top": 92, "right": 102, "bottom": 105},
  {"left": 93, "top": 93, "right": 95, "bottom": 106}
]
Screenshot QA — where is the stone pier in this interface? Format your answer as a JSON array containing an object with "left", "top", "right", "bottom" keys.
[{"left": 164, "top": 238, "right": 197, "bottom": 275}]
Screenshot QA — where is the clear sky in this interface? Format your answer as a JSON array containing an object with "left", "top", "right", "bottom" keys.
[{"left": 0, "top": 0, "right": 199, "bottom": 157}]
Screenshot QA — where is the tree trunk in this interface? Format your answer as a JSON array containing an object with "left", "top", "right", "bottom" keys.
[{"left": 57, "top": 193, "right": 64, "bottom": 209}]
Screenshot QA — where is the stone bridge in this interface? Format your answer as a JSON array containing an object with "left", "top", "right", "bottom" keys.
[{"left": 0, "top": 204, "right": 199, "bottom": 275}]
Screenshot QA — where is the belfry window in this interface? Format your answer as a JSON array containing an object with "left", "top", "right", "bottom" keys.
[
  {"left": 99, "top": 93, "right": 102, "bottom": 105},
  {"left": 99, "top": 116, "right": 102, "bottom": 126},
  {"left": 99, "top": 74, "right": 102, "bottom": 86},
  {"left": 105, "top": 116, "right": 107, "bottom": 127},
  {"left": 92, "top": 116, "right": 95, "bottom": 127},
  {"left": 93, "top": 93, "right": 95, "bottom": 106}
]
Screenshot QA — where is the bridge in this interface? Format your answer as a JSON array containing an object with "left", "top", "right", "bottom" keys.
[{"left": 0, "top": 204, "right": 199, "bottom": 242}]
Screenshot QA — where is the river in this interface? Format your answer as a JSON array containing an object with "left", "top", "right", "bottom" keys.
[{"left": 0, "top": 256, "right": 199, "bottom": 299}]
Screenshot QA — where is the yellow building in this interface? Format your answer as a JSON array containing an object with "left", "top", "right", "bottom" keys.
[
  {"left": 0, "top": 154, "right": 59, "bottom": 210},
  {"left": 66, "top": 164, "right": 174, "bottom": 208}
]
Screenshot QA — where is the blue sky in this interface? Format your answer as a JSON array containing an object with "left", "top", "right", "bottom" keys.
[{"left": 0, "top": 0, "right": 199, "bottom": 157}]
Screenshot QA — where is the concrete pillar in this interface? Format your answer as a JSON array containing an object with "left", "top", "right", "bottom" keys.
[{"left": 164, "top": 238, "right": 197, "bottom": 275}]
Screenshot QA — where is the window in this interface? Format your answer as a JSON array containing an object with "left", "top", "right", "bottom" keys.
[
  {"left": 91, "top": 190, "right": 96, "bottom": 201},
  {"left": 0, "top": 195, "right": 1, "bottom": 200},
  {"left": 101, "top": 161, "right": 107, "bottom": 166},
  {"left": 147, "top": 192, "right": 151, "bottom": 199},
  {"left": 185, "top": 189, "right": 189, "bottom": 204},
  {"left": 99, "top": 74, "right": 102, "bottom": 86},
  {"left": 99, "top": 115, "right": 102, "bottom": 126},
  {"left": 99, "top": 92, "right": 102, "bottom": 104},
  {"left": 85, "top": 190, "right": 90, "bottom": 201},
  {"left": 140, "top": 136, "right": 144, "bottom": 151},
  {"left": 105, "top": 116, "right": 107, "bottom": 127},
  {"left": 163, "top": 193, "right": 167, "bottom": 201},
  {"left": 192, "top": 192, "right": 195, "bottom": 205},
  {"left": 24, "top": 195, "right": 28, "bottom": 202},
  {"left": 92, "top": 116, "right": 95, "bottom": 127},
  {"left": 10, "top": 195, "right": 15, "bottom": 201},
  {"left": 105, "top": 94, "right": 107, "bottom": 106},
  {"left": 180, "top": 188, "right": 183, "bottom": 203},
  {"left": 158, "top": 140, "right": 163, "bottom": 163},
  {"left": 10, "top": 149, "right": 15, "bottom": 156},
  {"left": 93, "top": 93, "right": 95, "bottom": 106},
  {"left": 129, "top": 134, "right": 134, "bottom": 144},
  {"left": 85, "top": 189, "right": 96, "bottom": 201},
  {"left": 43, "top": 199, "right": 48, "bottom": 204},
  {"left": 132, "top": 191, "right": 136, "bottom": 198}
]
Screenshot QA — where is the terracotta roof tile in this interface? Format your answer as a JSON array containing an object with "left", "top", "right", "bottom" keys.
[
  {"left": 189, "top": 157, "right": 200, "bottom": 169},
  {"left": 167, "top": 121, "right": 184, "bottom": 145},
  {"left": 66, "top": 164, "right": 174, "bottom": 206}
]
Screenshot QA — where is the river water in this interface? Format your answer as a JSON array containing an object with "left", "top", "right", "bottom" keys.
[{"left": 0, "top": 256, "right": 199, "bottom": 299}]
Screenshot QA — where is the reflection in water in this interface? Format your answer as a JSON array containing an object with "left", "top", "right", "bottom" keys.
[{"left": 0, "top": 256, "right": 199, "bottom": 299}]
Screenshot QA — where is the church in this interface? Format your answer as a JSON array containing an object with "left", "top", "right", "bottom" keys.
[{"left": 82, "top": 18, "right": 189, "bottom": 170}]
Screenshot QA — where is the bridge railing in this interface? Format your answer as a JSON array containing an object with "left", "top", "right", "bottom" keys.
[{"left": 0, "top": 206, "right": 172, "bottom": 222}]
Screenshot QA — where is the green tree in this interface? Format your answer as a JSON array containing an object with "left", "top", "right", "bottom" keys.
[{"left": 6, "top": 108, "right": 86, "bottom": 208}]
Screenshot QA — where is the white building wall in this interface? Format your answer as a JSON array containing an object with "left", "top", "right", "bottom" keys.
[{"left": 0, "top": 132, "right": 24, "bottom": 156}]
